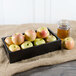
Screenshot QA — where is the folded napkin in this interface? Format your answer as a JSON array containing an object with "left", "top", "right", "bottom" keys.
[{"left": 0, "top": 22, "right": 76, "bottom": 76}]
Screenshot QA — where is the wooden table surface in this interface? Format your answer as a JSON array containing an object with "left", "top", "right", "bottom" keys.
[
  {"left": 0, "top": 20, "right": 75, "bottom": 76},
  {"left": 14, "top": 60, "right": 76, "bottom": 76}
]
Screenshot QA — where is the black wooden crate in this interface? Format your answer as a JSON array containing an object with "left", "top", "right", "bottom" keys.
[{"left": 2, "top": 28, "right": 61, "bottom": 63}]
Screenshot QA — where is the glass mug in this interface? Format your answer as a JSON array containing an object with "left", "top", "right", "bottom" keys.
[{"left": 57, "top": 20, "right": 70, "bottom": 40}]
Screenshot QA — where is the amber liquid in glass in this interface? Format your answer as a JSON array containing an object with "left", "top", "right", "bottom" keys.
[{"left": 57, "top": 28, "right": 70, "bottom": 40}]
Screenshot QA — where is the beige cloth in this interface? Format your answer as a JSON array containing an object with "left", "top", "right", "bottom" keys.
[{"left": 0, "top": 21, "right": 76, "bottom": 76}]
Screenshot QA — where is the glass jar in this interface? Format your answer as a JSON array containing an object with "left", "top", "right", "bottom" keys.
[{"left": 57, "top": 20, "right": 70, "bottom": 40}]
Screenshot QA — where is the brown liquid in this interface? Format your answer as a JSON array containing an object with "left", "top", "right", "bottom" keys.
[{"left": 57, "top": 28, "right": 70, "bottom": 40}]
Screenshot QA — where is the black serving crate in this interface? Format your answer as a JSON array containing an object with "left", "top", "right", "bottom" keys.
[{"left": 2, "top": 28, "right": 61, "bottom": 63}]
